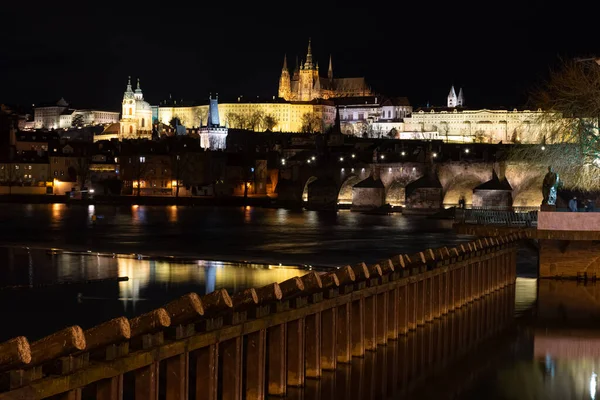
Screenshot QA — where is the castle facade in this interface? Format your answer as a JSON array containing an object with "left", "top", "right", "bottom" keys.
[{"left": 278, "top": 39, "right": 372, "bottom": 101}]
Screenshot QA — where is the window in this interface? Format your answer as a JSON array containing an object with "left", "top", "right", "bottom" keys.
[
  {"left": 60, "top": 171, "right": 64, "bottom": 176},
  {"left": 141, "top": 118, "right": 145, "bottom": 128},
  {"left": 129, "top": 126, "right": 133, "bottom": 134},
  {"left": 139, "top": 156, "right": 146, "bottom": 163},
  {"left": 54, "top": 171, "right": 57, "bottom": 176}
]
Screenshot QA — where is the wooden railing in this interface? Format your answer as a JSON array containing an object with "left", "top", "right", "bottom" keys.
[{"left": 0, "top": 232, "right": 523, "bottom": 400}]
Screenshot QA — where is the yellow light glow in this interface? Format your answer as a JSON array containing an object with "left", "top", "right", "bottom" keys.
[{"left": 171, "top": 180, "right": 177, "bottom": 187}]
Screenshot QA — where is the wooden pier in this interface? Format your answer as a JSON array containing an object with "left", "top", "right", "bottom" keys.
[{"left": 0, "top": 232, "right": 523, "bottom": 399}]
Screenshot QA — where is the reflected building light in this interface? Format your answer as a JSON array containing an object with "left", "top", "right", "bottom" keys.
[
  {"left": 52, "top": 203, "right": 64, "bottom": 221},
  {"left": 118, "top": 258, "right": 151, "bottom": 314},
  {"left": 205, "top": 264, "right": 216, "bottom": 294},
  {"left": 592, "top": 372, "right": 597, "bottom": 400},
  {"left": 88, "top": 205, "right": 95, "bottom": 218},
  {"left": 168, "top": 205, "right": 178, "bottom": 223}
]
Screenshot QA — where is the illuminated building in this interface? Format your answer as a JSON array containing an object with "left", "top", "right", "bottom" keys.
[
  {"left": 33, "top": 98, "right": 119, "bottom": 130},
  {"left": 199, "top": 95, "right": 227, "bottom": 150},
  {"left": 278, "top": 39, "right": 372, "bottom": 101},
  {"left": 158, "top": 99, "right": 336, "bottom": 133},
  {"left": 119, "top": 77, "right": 153, "bottom": 140}
]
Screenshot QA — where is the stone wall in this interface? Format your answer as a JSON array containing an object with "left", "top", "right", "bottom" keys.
[
  {"left": 405, "top": 187, "right": 443, "bottom": 209},
  {"left": 351, "top": 187, "right": 385, "bottom": 210},
  {"left": 472, "top": 189, "right": 512, "bottom": 208}
]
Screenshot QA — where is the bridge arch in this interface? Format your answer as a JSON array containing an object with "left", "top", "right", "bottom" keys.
[
  {"left": 302, "top": 176, "right": 318, "bottom": 202},
  {"left": 337, "top": 175, "right": 362, "bottom": 205}
]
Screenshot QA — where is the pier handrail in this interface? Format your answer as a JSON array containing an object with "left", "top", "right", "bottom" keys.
[{"left": 0, "top": 231, "right": 525, "bottom": 399}]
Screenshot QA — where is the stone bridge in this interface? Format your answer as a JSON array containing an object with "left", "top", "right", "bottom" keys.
[{"left": 276, "top": 160, "right": 544, "bottom": 210}]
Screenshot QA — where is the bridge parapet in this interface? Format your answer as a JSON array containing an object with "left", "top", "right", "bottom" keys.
[{"left": 0, "top": 235, "right": 521, "bottom": 399}]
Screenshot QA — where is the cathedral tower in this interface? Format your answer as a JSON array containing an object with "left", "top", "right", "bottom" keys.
[
  {"left": 328, "top": 55, "right": 333, "bottom": 82},
  {"left": 447, "top": 86, "right": 458, "bottom": 108},
  {"left": 299, "top": 38, "right": 315, "bottom": 101},
  {"left": 457, "top": 87, "right": 465, "bottom": 107},
  {"left": 278, "top": 54, "right": 291, "bottom": 100}
]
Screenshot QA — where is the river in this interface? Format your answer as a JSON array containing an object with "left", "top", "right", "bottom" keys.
[{"left": 3, "top": 204, "right": 590, "bottom": 400}]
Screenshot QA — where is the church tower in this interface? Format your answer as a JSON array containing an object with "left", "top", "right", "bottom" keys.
[
  {"left": 278, "top": 54, "right": 291, "bottom": 100},
  {"left": 447, "top": 86, "right": 458, "bottom": 108},
  {"left": 299, "top": 38, "right": 316, "bottom": 101},
  {"left": 328, "top": 55, "right": 333, "bottom": 82},
  {"left": 121, "top": 76, "right": 137, "bottom": 137},
  {"left": 457, "top": 87, "right": 465, "bottom": 107}
]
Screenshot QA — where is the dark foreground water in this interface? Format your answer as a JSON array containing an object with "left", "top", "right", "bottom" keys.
[{"left": 2, "top": 204, "right": 593, "bottom": 399}]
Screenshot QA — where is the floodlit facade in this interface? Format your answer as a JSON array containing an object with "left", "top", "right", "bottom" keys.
[
  {"left": 119, "top": 77, "right": 153, "bottom": 140},
  {"left": 278, "top": 39, "right": 372, "bottom": 101},
  {"left": 33, "top": 98, "right": 118, "bottom": 130}
]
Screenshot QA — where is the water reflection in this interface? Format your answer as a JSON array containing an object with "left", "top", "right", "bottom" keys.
[
  {"left": 0, "top": 204, "right": 465, "bottom": 267},
  {"left": 0, "top": 247, "right": 307, "bottom": 342}
]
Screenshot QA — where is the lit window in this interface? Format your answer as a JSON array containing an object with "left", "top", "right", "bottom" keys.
[{"left": 139, "top": 156, "right": 145, "bottom": 163}]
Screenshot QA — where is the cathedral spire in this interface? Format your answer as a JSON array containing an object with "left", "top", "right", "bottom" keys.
[
  {"left": 127, "top": 76, "right": 132, "bottom": 91},
  {"left": 136, "top": 78, "right": 141, "bottom": 90},
  {"left": 457, "top": 87, "right": 465, "bottom": 106},
  {"left": 305, "top": 38, "right": 313, "bottom": 68},
  {"left": 282, "top": 54, "right": 288, "bottom": 70},
  {"left": 328, "top": 54, "right": 333, "bottom": 80}
]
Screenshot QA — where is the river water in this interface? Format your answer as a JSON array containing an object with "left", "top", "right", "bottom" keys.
[{"left": 1, "top": 204, "right": 594, "bottom": 399}]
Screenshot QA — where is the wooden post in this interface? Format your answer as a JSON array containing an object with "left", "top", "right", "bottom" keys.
[
  {"left": 287, "top": 318, "right": 305, "bottom": 387},
  {"left": 165, "top": 353, "right": 188, "bottom": 400},
  {"left": 337, "top": 302, "right": 352, "bottom": 363},
  {"left": 96, "top": 376, "right": 123, "bottom": 400},
  {"left": 135, "top": 362, "right": 159, "bottom": 400},
  {"left": 194, "top": 344, "right": 218, "bottom": 400},
  {"left": 321, "top": 307, "right": 337, "bottom": 370},
  {"left": 417, "top": 277, "right": 425, "bottom": 325},
  {"left": 305, "top": 312, "right": 321, "bottom": 378},
  {"left": 245, "top": 330, "right": 266, "bottom": 400},
  {"left": 398, "top": 283, "right": 409, "bottom": 335},
  {"left": 351, "top": 297, "right": 365, "bottom": 357},
  {"left": 267, "top": 324, "right": 286, "bottom": 396},
  {"left": 220, "top": 337, "right": 242, "bottom": 400},
  {"left": 364, "top": 294, "right": 378, "bottom": 351},
  {"left": 387, "top": 287, "right": 399, "bottom": 340}
]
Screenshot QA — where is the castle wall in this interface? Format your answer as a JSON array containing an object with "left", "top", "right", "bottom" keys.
[{"left": 351, "top": 187, "right": 385, "bottom": 210}]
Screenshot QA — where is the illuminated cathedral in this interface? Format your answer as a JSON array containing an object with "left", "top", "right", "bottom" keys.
[{"left": 278, "top": 39, "right": 373, "bottom": 101}]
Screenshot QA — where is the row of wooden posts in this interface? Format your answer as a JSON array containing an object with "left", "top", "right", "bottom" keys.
[{"left": 0, "top": 232, "right": 523, "bottom": 399}]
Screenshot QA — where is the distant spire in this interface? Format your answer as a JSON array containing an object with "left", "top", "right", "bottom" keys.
[
  {"left": 305, "top": 38, "right": 313, "bottom": 68},
  {"left": 328, "top": 55, "right": 333, "bottom": 80},
  {"left": 457, "top": 87, "right": 465, "bottom": 106},
  {"left": 295, "top": 55, "right": 299, "bottom": 71},
  {"left": 136, "top": 78, "right": 141, "bottom": 90},
  {"left": 127, "top": 76, "right": 132, "bottom": 89},
  {"left": 282, "top": 54, "right": 288, "bottom": 70}
]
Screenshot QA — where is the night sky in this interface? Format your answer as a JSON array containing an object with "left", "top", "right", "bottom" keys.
[{"left": 1, "top": 2, "right": 598, "bottom": 112}]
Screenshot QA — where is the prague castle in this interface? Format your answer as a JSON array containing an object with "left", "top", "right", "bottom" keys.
[{"left": 278, "top": 39, "right": 372, "bottom": 101}]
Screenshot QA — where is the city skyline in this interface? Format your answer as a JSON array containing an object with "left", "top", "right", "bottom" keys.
[{"left": 1, "top": 2, "right": 598, "bottom": 111}]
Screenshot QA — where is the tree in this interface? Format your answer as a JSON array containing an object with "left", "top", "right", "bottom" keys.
[
  {"left": 508, "top": 58, "right": 600, "bottom": 190},
  {"left": 248, "top": 111, "right": 265, "bottom": 131},
  {"left": 263, "top": 114, "right": 278, "bottom": 131},
  {"left": 72, "top": 114, "right": 84, "bottom": 128},
  {"left": 301, "top": 112, "right": 322, "bottom": 133},
  {"left": 74, "top": 156, "right": 91, "bottom": 190},
  {"left": 195, "top": 108, "right": 207, "bottom": 127}
]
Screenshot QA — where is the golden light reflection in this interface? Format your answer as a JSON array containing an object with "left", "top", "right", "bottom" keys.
[
  {"left": 168, "top": 205, "right": 178, "bottom": 223},
  {"left": 52, "top": 203, "right": 65, "bottom": 220},
  {"left": 118, "top": 258, "right": 151, "bottom": 314}
]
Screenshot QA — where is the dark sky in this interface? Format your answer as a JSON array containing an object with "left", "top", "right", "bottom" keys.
[{"left": 1, "top": 2, "right": 598, "bottom": 112}]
